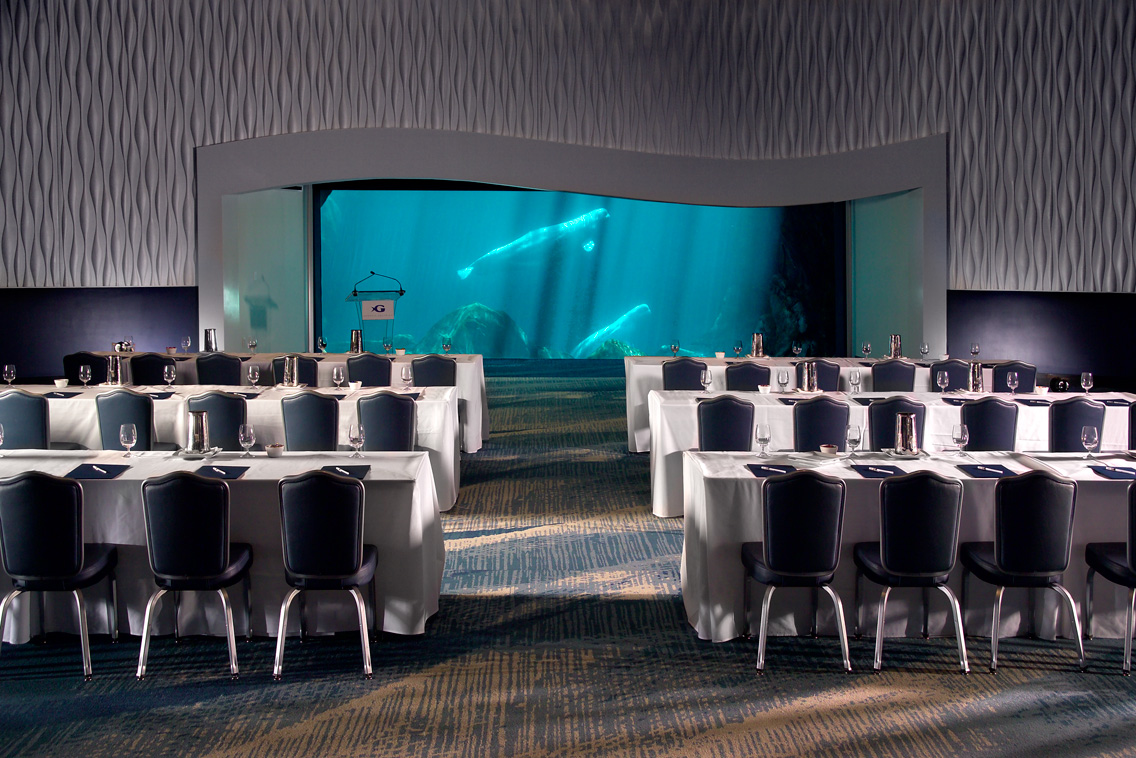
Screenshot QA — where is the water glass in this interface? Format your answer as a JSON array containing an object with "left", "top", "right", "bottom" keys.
[
  {"left": 442, "top": 337, "right": 453, "bottom": 355},
  {"left": 919, "top": 342, "right": 930, "bottom": 359},
  {"left": 119, "top": 423, "right": 137, "bottom": 457},
  {"left": 700, "top": 369, "right": 712, "bottom": 393},
  {"left": 777, "top": 369, "right": 789, "bottom": 393},
  {"left": 348, "top": 424, "right": 365, "bottom": 458},
  {"left": 180, "top": 336, "right": 191, "bottom": 353},
  {"left": 845, "top": 424, "right": 861, "bottom": 454},
  {"left": 1081, "top": 425, "right": 1099, "bottom": 458},
  {"left": 248, "top": 364, "right": 260, "bottom": 387},
  {"left": 2, "top": 365, "right": 14, "bottom": 386},
  {"left": 937, "top": 371, "right": 949, "bottom": 392},
  {"left": 1081, "top": 372, "right": 1094, "bottom": 393},
  {"left": 670, "top": 341, "right": 680, "bottom": 357},
  {"left": 163, "top": 364, "right": 176, "bottom": 387},
  {"left": 734, "top": 341, "right": 743, "bottom": 357},
  {"left": 755, "top": 423, "right": 772, "bottom": 458},
  {"left": 316, "top": 336, "right": 327, "bottom": 353},
  {"left": 401, "top": 364, "right": 413, "bottom": 388},
  {"left": 1006, "top": 371, "right": 1019, "bottom": 394},
  {"left": 79, "top": 364, "right": 92, "bottom": 387},
  {"left": 952, "top": 424, "right": 969, "bottom": 456},
  {"left": 247, "top": 337, "right": 257, "bottom": 355},
  {"left": 238, "top": 424, "right": 255, "bottom": 458},
  {"left": 791, "top": 343, "right": 802, "bottom": 357},
  {"left": 849, "top": 369, "right": 861, "bottom": 394},
  {"left": 861, "top": 342, "right": 871, "bottom": 359},
  {"left": 383, "top": 340, "right": 393, "bottom": 355},
  {"left": 333, "top": 366, "right": 345, "bottom": 389},
  {"left": 970, "top": 342, "right": 980, "bottom": 357}
]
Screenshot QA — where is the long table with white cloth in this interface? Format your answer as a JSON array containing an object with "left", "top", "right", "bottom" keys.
[
  {"left": 0, "top": 449, "right": 443, "bottom": 644},
  {"left": 683, "top": 449, "right": 1136, "bottom": 643},
  {"left": 650, "top": 390, "right": 1134, "bottom": 518},
  {"left": 20, "top": 384, "right": 461, "bottom": 510}
]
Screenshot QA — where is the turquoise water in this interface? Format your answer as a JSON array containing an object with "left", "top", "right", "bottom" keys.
[{"left": 318, "top": 188, "right": 789, "bottom": 358}]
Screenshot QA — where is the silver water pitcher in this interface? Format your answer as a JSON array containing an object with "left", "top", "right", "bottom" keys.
[
  {"left": 968, "top": 361, "right": 984, "bottom": 392},
  {"left": 889, "top": 334, "right": 902, "bottom": 358},
  {"left": 282, "top": 354, "right": 299, "bottom": 386},
  {"left": 187, "top": 410, "right": 210, "bottom": 453},
  {"left": 751, "top": 333, "right": 765, "bottom": 358},
  {"left": 105, "top": 355, "right": 124, "bottom": 386},
  {"left": 350, "top": 329, "right": 363, "bottom": 354},
  {"left": 895, "top": 412, "right": 919, "bottom": 455},
  {"left": 203, "top": 328, "right": 218, "bottom": 352},
  {"left": 804, "top": 361, "right": 818, "bottom": 392}
]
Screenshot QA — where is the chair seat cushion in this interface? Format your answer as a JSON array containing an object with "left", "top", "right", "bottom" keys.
[
  {"left": 959, "top": 542, "right": 1061, "bottom": 588},
  {"left": 12, "top": 543, "right": 118, "bottom": 592},
  {"left": 1086, "top": 542, "right": 1136, "bottom": 589},
  {"left": 853, "top": 543, "right": 950, "bottom": 588},
  {"left": 740, "top": 542, "right": 834, "bottom": 588},
  {"left": 154, "top": 543, "right": 254, "bottom": 591},
  {"left": 285, "top": 545, "right": 377, "bottom": 590}
]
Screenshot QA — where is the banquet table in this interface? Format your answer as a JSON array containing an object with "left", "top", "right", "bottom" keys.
[
  {"left": 649, "top": 389, "right": 1134, "bottom": 518},
  {"left": 0, "top": 449, "right": 443, "bottom": 645},
  {"left": 92, "top": 352, "right": 489, "bottom": 452},
  {"left": 682, "top": 449, "right": 1136, "bottom": 643},
  {"left": 19, "top": 384, "right": 461, "bottom": 510}
]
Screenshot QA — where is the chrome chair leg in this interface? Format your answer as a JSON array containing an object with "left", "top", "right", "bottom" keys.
[
  {"left": 1051, "top": 583, "right": 1086, "bottom": 671},
  {"left": 990, "top": 586, "right": 1005, "bottom": 673},
  {"left": 273, "top": 589, "right": 300, "bottom": 680},
  {"left": 369, "top": 577, "right": 379, "bottom": 643},
  {"left": 1125, "top": 588, "right": 1135, "bottom": 676},
  {"left": 173, "top": 591, "right": 181, "bottom": 643},
  {"left": 810, "top": 587, "right": 819, "bottom": 638},
  {"left": 937, "top": 585, "right": 970, "bottom": 674},
  {"left": 299, "top": 591, "right": 307, "bottom": 643},
  {"left": 243, "top": 574, "right": 252, "bottom": 641},
  {"left": 756, "top": 585, "right": 776, "bottom": 674},
  {"left": 921, "top": 587, "right": 931, "bottom": 639},
  {"left": 349, "top": 588, "right": 373, "bottom": 679},
  {"left": 873, "top": 587, "right": 891, "bottom": 672},
  {"left": 72, "top": 589, "right": 92, "bottom": 680},
  {"left": 217, "top": 588, "right": 239, "bottom": 679},
  {"left": 960, "top": 567, "right": 969, "bottom": 636},
  {"left": 854, "top": 570, "right": 863, "bottom": 639},
  {"left": 822, "top": 584, "right": 852, "bottom": 673},
  {"left": 0, "top": 589, "right": 22, "bottom": 664},
  {"left": 1085, "top": 567, "right": 1096, "bottom": 640},
  {"left": 136, "top": 588, "right": 167, "bottom": 680},
  {"left": 108, "top": 570, "right": 119, "bottom": 642}
]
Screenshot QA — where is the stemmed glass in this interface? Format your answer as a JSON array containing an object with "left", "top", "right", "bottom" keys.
[
  {"left": 970, "top": 342, "right": 980, "bottom": 358},
  {"left": 162, "top": 365, "right": 176, "bottom": 388},
  {"left": 442, "top": 337, "right": 453, "bottom": 355},
  {"left": 732, "top": 341, "right": 742, "bottom": 358},
  {"left": 383, "top": 340, "right": 393, "bottom": 355},
  {"left": 348, "top": 424, "right": 365, "bottom": 458},
  {"left": 332, "top": 366, "right": 345, "bottom": 389},
  {"left": 919, "top": 342, "right": 930, "bottom": 361},
  {"left": 699, "top": 369, "right": 712, "bottom": 393},
  {"left": 247, "top": 364, "right": 260, "bottom": 388},
  {"left": 180, "top": 336, "right": 191, "bottom": 353},
  {"left": 1006, "top": 371, "right": 1019, "bottom": 395},
  {"left": 79, "top": 364, "right": 91, "bottom": 387},
  {"left": 848, "top": 369, "right": 861, "bottom": 395},
  {"left": 119, "top": 423, "right": 137, "bottom": 458},
  {"left": 861, "top": 342, "right": 872, "bottom": 359},
  {"left": 777, "top": 369, "right": 789, "bottom": 393},
  {"left": 952, "top": 424, "right": 970, "bottom": 457},
  {"left": 1081, "top": 372, "right": 1094, "bottom": 394},
  {"left": 1081, "top": 425, "right": 1099, "bottom": 459},
  {"left": 401, "top": 364, "right": 413, "bottom": 389},
  {"left": 754, "top": 423, "right": 772, "bottom": 458},
  {"left": 316, "top": 336, "right": 327, "bottom": 353},
  {"left": 247, "top": 337, "right": 257, "bottom": 355},
  {"left": 845, "top": 424, "right": 862, "bottom": 455},
  {"left": 670, "top": 341, "right": 681, "bottom": 357},
  {"left": 2, "top": 365, "right": 14, "bottom": 386},
  {"left": 238, "top": 424, "right": 255, "bottom": 458},
  {"left": 937, "top": 370, "right": 950, "bottom": 393},
  {"left": 791, "top": 342, "right": 802, "bottom": 357}
]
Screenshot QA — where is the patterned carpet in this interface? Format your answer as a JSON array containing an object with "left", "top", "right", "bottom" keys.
[{"left": 2, "top": 378, "right": 1136, "bottom": 757}]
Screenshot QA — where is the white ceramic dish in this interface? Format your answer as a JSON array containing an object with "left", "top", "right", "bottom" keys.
[
  {"left": 54, "top": 379, "right": 69, "bottom": 388},
  {"left": 883, "top": 448, "right": 923, "bottom": 460},
  {"left": 177, "top": 446, "right": 221, "bottom": 460},
  {"left": 265, "top": 444, "right": 285, "bottom": 458}
]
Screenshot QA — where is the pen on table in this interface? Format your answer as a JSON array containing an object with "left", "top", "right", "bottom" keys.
[
  {"left": 976, "top": 465, "right": 1002, "bottom": 474},
  {"left": 92, "top": 465, "right": 107, "bottom": 474},
  {"left": 212, "top": 466, "right": 225, "bottom": 474},
  {"left": 868, "top": 467, "right": 893, "bottom": 474},
  {"left": 335, "top": 467, "right": 351, "bottom": 475}
]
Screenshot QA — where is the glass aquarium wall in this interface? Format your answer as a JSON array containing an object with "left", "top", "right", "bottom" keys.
[{"left": 316, "top": 183, "right": 841, "bottom": 358}]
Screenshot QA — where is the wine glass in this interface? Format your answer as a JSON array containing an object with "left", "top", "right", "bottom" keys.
[
  {"left": 247, "top": 364, "right": 260, "bottom": 387},
  {"left": 238, "top": 424, "right": 255, "bottom": 458},
  {"left": 401, "top": 364, "right": 413, "bottom": 389},
  {"left": 670, "top": 340, "right": 680, "bottom": 357},
  {"left": 734, "top": 340, "right": 743, "bottom": 358},
  {"left": 442, "top": 336, "right": 452, "bottom": 355},
  {"left": 2, "top": 365, "right": 14, "bottom": 386},
  {"left": 849, "top": 369, "right": 861, "bottom": 395},
  {"left": 777, "top": 369, "right": 789, "bottom": 393},
  {"left": 1006, "top": 371, "right": 1019, "bottom": 395},
  {"left": 246, "top": 337, "right": 257, "bottom": 355},
  {"left": 861, "top": 342, "right": 872, "bottom": 359},
  {"left": 332, "top": 366, "right": 345, "bottom": 389},
  {"left": 119, "top": 423, "right": 137, "bottom": 458},
  {"left": 845, "top": 424, "right": 862, "bottom": 454},
  {"left": 1081, "top": 372, "right": 1094, "bottom": 394},
  {"left": 919, "top": 342, "right": 930, "bottom": 360},
  {"left": 348, "top": 423, "right": 365, "bottom": 458},
  {"left": 937, "top": 370, "right": 950, "bottom": 392},
  {"left": 699, "top": 369, "right": 712, "bottom": 393},
  {"left": 754, "top": 423, "right": 772, "bottom": 458},
  {"left": 970, "top": 342, "right": 980, "bottom": 358},
  {"left": 316, "top": 336, "right": 327, "bottom": 353},
  {"left": 1081, "top": 425, "right": 1099, "bottom": 459},
  {"left": 383, "top": 339, "right": 393, "bottom": 355},
  {"left": 791, "top": 342, "right": 802, "bottom": 357},
  {"left": 79, "top": 364, "right": 91, "bottom": 387},
  {"left": 163, "top": 364, "right": 176, "bottom": 388},
  {"left": 952, "top": 424, "right": 970, "bottom": 457},
  {"left": 180, "top": 336, "right": 191, "bottom": 353}
]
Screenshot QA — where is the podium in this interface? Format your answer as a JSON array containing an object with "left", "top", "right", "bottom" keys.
[{"left": 345, "top": 290, "right": 403, "bottom": 352}]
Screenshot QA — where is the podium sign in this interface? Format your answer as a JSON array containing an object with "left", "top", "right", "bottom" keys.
[{"left": 361, "top": 300, "right": 395, "bottom": 320}]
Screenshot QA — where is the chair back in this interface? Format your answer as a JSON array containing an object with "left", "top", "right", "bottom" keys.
[
  {"left": 195, "top": 353, "right": 242, "bottom": 385},
  {"left": 994, "top": 471, "right": 1076, "bottom": 575},
  {"left": 187, "top": 392, "right": 247, "bottom": 451},
  {"left": 762, "top": 470, "right": 846, "bottom": 577},
  {"left": 1131, "top": 402, "right": 1136, "bottom": 451},
  {"left": 347, "top": 354, "right": 393, "bottom": 387},
  {"left": 278, "top": 471, "right": 365, "bottom": 578},
  {"left": 281, "top": 391, "right": 339, "bottom": 451},
  {"left": 412, "top": 355, "right": 457, "bottom": 387},
  {"left": 63, "top": 352, "right": 107, "bottom": 386},
  {"left": 96, "top": 389, "right": 155, "bottom": 451},
  {"left": 724, "top": 363, "right": 770, "bottom": 391},
  {"left": 272, "top": 356, "right": 319, "bottom": 387},
  {"left": 793, "top": 396, "right": 850, "bottom": 452},
  {"left": 0, "top": 389, "right": 49, "bottom": 449},
  {"left": 697, "top": 396, "right": 754, "bottom": 452},
  {"left": 0, "top": 472, "right": 83, "bottom": 579},
  {"left": 960, "top": 397, "right": 1019, "bottom": 451},
  {"left": 141, "top": 472, "right": 230, "bottom": 579},
  {"left": 871, "top": 360, "right": 916, "bottom": 392},
  {"left": 1048, "top": 397, "right": 1106, "bottom": 453},
  {"left": 879, "top": 472, "right": 963, "bottom": 577},
  {"left": 795, "top": 359, "right": 841, "bottom": 392},
  {"left": 868, "top": 397, "right": 926, "bottom": 451},
  {"left": 357, "top": 392, "right": 417, "bottom": 451},
  {"left": 1129, "top": 483, "right": 1136, "bottom": 573},
  {"left": 929, "top": 359, "right": 971, "bottom": 393},
  {"left": 992, "top": 361, "right": 1037, "bottom": 393},
  {"left": 130, "top": 353, "right": 176, "bottom": 385},
  {"left": 662, "top": 358, "right": 707, "bottom": 391}
]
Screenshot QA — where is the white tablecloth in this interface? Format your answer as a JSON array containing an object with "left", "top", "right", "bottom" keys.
[
  {"left": 0, "top": 449, "right": 443, "bottom": 644},
  {"left": 683, "top": 450, "right": 1136, "bottom": 643},
  {"left": 22, "top": 384, "right": 460, "bottom": 509},
  {"left": 650, "top": 390, "right": 1134, "bottom": 518}
]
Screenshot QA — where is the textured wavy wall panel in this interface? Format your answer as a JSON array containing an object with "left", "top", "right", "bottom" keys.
[{"left": 0, "top": 0, "right": 1132, "bottom": 290}]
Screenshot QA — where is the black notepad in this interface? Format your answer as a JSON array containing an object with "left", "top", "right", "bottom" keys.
[
  {"left": 851, "top": 464, "right": 904, "bottom": 479},
  {"left": 196, "top": 465, "right": 249, "bottom": 480},
  {"left": 44, "top": 391, "right": 81, "bottom": 399},
  {"left": 957, "top": 464, "right": 1015, "bottom": 479},
  {"left": 66, "top": 463, "right": 130, "bottom": 480},
  {"left": 745, "top": 464, "right": 796, "bottom": 478},
  {"left": 321, "top": 465, "right": 369, "bottom": 479},
  {"left": 1014, "top": 398, "right": 1052, "bottom": 407},
  {"left": 148, "top": 391, "right": 175, "bottom": 400},
  {"left": 1089, "top": 465, "right": 1136, "bottom": 480}
]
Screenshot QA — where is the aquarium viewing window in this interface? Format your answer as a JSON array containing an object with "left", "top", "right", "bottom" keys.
[{"left": 314, "top": 180, "right": 844, "bottom": 359}]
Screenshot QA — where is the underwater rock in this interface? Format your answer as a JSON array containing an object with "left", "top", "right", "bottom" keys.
[
  {"left": 586, "top": 339, "right": 642, "bottom": 359},
  {"left": 415, "top": 303, "right": 530, "bottom": 358}
]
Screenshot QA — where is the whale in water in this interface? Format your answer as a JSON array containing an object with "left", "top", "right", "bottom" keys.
[
  {"left": 457, "top": 208, "right": 610, "bottom": 280},
  {"left": 571, "top": 304, "right": 651, "bottom": 359}
]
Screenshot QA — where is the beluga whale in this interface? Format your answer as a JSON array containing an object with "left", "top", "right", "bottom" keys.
[
  {"left": 570, "top": 304, "right": 651, "bottom": 359},
  {"left": 457, "top": 208, "right": 610, "bottom": 280}
]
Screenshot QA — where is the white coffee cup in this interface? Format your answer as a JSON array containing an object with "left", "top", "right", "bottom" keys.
[
  {"left": 757, "top": 385, "right": 771, "bottom": 394},
  {"left": 715, "top": 351, "right": 726, "bottom": 359},
  {"left": 819, "top": 444, "right": 839, "bottom": 456},
  {"left": 1035, "top": 386, "right": 1049, "bottom": 395},
  {"left": 265, "top": 443, "right": 284, "bottom": 458},
  {"left": 348, "top": 381, "right": 362, "bottom": 391},
  {"left": 395, "top": 348, "right": 406, "bottom": 356},
  {"left": 54, "top": 378, "right": 69, "bottom": 388}
]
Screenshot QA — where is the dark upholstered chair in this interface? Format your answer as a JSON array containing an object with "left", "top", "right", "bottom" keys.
[
  {"left": 411, "top": 355, "right": 457, "bottom": 387},
  {"left": 960, "top": 471, "right": 1084, "bottom": 672},
  {"left": 795, "top": 359, "right": 840, "bottom": 392},
  {"left": 346, "top": 354, "right": 393, "bottom": 387},
  {"left": 95, "top": 389, "right": 156, "bottom": 451},
  {"left": 1085, "top": 483, "right": 1136, "bottom": 674},
  {"left": 281, "top": 391, "right": 339, "bottom": 451},
  {"left": 929, "top": 359, "right": 971, "bottom": 393},
  {"left": 662, "top": 358, "right": 707, "bottom": 391},
  {"left": 853, "top": 472, "right": 968, "bottom": 673},
  {"left": 187, "top": 392, "right": 248, "bottom": 451},
  {"left": 195, "top": 353, "right": 242, "bottom": 386},
  {"left": 357, "top": 392, "right": 416, "bottom": 451},
  {"left": 868, "top": 397, "right": 926, "bottom": 451},
  {"left": 63, "top": 352, "right": 107, "bottom": 386},
  {"left": 725, "top": 363, "right": 771, "bottom": 391},
  {"left": 1131, "top": 403, "right": 1136, "bottom": 451},
  {"left": 992, "top": 361, "right": 1037, "bottom": 394},
  {"left": 793, "top": 396, "right": 851, "bottom": 452},
  {"left": 1049, "top": 397, "right": 1106, "bottom": 453},
  {"left": 960, "top": 397, "right": 1019, "bottom": 452},
  {"left": 871, "top": 360, "right": 916, "bottom": 393},
  {"left": 274, "top": 471, "right": 377, "bottom": 679},
  {"left": 0, "top": 472, "right": 118, "bottom": 679},
  {"left": 740, "top": 470, "right": 851, "bottom": 673},
  {"left": 0, "top": 389, "right": 49, "bottom": 449},
  {"left": 697, "top": 396, "right": 754, "bottom": 452},
  {"left": 272, "top": 356, "right": 318, "bottom": 387},
  {"left": 130, "top": 353, "right": 176, "bottom": 386},
  {"left": 136, "top": 472, "right": 253, "bottom": 680}
]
